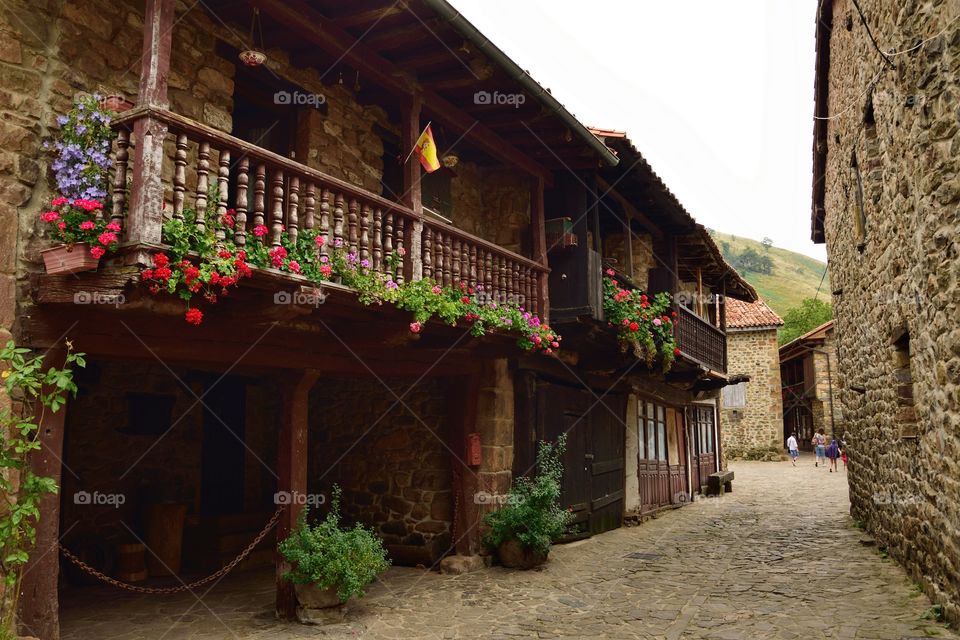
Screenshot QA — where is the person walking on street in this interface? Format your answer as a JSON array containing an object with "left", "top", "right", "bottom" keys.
[
  {"left": 826, "top": 437, "right": 840, "bottom": 472},
  {"left": 813, "top": 429, "right": 826, "bottom": 467},
  {"left": 787, "top": 432, "right": 800, "bottom": 466}
]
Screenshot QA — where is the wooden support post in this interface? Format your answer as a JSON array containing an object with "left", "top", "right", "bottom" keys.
[
  {"left": 449, "top": 373, "right": 482, "bottom": 556},
  {"left": 17, "top": 349, "right": 68, "bottom": 640},
  {"left": 623, "top": 210, "right": 634, "bottom": 278},
  {"left": 276, "top": 370, "right": 320, "bottom": 620},
  {"left": 125, "top": 0, "right": 175, "bottom": 261},
  {"left": 531, "top": 177, "right": 550, "bottom": 320},
  {"left": 401, "top": 96, "right": 423, "bottom": 282}
]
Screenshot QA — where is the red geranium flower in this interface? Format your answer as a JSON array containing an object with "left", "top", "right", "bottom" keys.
[{"left": 185, "top": 308, "right": 203, "bottom": 325}]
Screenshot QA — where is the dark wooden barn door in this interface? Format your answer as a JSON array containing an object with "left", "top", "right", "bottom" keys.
[
  {"left": 689, "top": 405, "right": 717, "bottom": 491},
  {"left": 637, "top": 400, "right": 672, "bottom": 512},
  {"left": 534, "top": 382, "right": 625, "bottom": 538}
]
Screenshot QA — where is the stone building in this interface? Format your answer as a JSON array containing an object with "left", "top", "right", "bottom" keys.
[
  {"left": 811, "top": 0, "right": 960, "bottom": 624},
  {"left": 1, "top": 1, "right": 753, "bottom": 637},
  {"left": 720, "top": 298, "right": 784, "bottom": 460},
  {"left": 779, "top": 320, "right": 840, "bottom": 448}
]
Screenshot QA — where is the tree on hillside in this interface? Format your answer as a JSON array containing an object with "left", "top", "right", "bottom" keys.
[
  {"left": 779, "top": 298, "right": 833, "bottom": 345},
  {"left": 732, "top": 247, "right": 774, "bottom": 275},
  {"left": 761, "top": 237, "right": 773, "bottom": 251}
]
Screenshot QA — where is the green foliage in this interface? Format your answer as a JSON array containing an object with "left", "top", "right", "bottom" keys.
[
  {"left": 0, "top": 341, "right": 84, "bottom": 633},
  {"left": 278, "top": 487, "right": 390, "bottom": 603},
  {"left": 731, "top": 246, "right": 774, "bottom": 275},
  {"left": 778, "top": 297, "right": 833, "bottom": 345},
  {"left": 482, "top": 436, "right": 571, "bottom": 555},
  {"left": 601, "top": 271, "right": 678, "bottom": 370}
]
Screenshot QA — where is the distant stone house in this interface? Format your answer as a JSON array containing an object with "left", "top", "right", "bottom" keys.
[
  {"left": 811, "top": 0, "right": 960, "bottom": 624},
  {"left": 779, "top": 320, "right": 840, "bottom": 449},
  {"left": 720, "top": 298, "right": 784, "bottom": 459}
]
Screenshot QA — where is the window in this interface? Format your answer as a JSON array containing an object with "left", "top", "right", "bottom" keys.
[
  {"left": 892, "top": 329, "right": 917, "bottom": 438},
  {"left": 721, "top": 382, "right": 746, "bottom": 408},
  {"left": 422, "top": 168, "right": 454, "bottom": 222},
  {"left": 645, "top": 402, "right": 656, "bottom": 461},
  {"left": 639, "top": 400, "right": 670, "bottom": 462},
  {"left": 850, "top": 150, "right": 867, "bottom": 250},
  {"left": 695, "top": 406, "right": 716, "bottom": 454},
  {"left": 656, "top": 406, "right": 667, "bottom": 462}
]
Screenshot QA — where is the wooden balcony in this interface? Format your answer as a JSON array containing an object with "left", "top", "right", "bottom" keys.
[
  {"left": 675, "top": 305, "right": 726, "bottom": 373},
  {"left": 108, "top": 107, "right": 548, "bottom": 316}
]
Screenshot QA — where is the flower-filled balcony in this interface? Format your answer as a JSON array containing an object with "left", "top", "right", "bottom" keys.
[
  {"left": 602, "top": 268, "right": 726, "bottom": 374},
  {"left": 35, "top": 98, "right": 555, "bottom": 354}
]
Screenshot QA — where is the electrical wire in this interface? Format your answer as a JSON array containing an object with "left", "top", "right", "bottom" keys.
[{"left": 851, "top": 0, "right": 896, "bottom": 68}]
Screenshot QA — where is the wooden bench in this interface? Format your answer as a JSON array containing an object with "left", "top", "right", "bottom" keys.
[{"left": 706, "top": 470, "right": 735, "bottom": 496}]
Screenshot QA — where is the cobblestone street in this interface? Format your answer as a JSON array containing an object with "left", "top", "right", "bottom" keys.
[{"left": 60, "top": 460, "right": 957, "bottom": 639}]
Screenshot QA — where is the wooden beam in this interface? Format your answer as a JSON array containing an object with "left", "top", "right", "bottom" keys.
[
  {"left": 333, "top": 5, "right": 404, "bottom": 28},
  {"left": 449, "top": 373, "right": 481, "bottom": 555},
  {"left": 363, "top": 18, "right": 448, "bottom": 52},
  {"left": 596, "top": 176, "right": 663, "bottom": 240},
  {"left": 17, "top": 348, "right": 68, "bottom": 640},
  {"left": 276, "top": 369, "right": 320, "bottom": 620},
  {"left": 531, "top": 176, "right": 550, "bottom": 321},
  {"left": 257, "top": 0, "right": 553, "bottom": 184},
  {"left": 401, "top": 95, "right": 423, "bottom": 282},
  {"left": 137, "top": 0, "right": 174, "bottom": 107}
]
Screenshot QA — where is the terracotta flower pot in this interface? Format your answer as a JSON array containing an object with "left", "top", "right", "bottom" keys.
[
  {"left": 497, "top": 538, "right": 548, "bottom": 569},
  {"left": 41, "top": 243, "right": 100, "bottom": 275},
  {"left": 101, "top": 95, "right": 134, "bottom": 113}
]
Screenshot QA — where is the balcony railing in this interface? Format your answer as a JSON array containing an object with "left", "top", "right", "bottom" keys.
[
  {"left": 675, "top": 305, "right": 726, "bottom": 372},
  {"left": 110, "top": 107, "right": 547, "bottom": 316}
]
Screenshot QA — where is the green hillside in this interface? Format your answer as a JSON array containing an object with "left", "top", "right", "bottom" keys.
[{"left": 708, "top": 231, "right": 831, "bottom": 317}]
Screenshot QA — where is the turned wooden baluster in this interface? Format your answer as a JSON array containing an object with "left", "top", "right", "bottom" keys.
[
  {"left": 286, "top": 176, "right": 300, "bottom": 244},
  {"left": 195, "top": 141, "right": 210, "bottom": 232},
  {"left": 461, "top": 243, "right": 470, "bottom": 289},
  {"left": 512, "top": 261, "right": 520, "bottom": 301},
  {"left": 383, "top": 212, "right": 394, "bottom": 259},
  {"left": 372, "top": 208, "right": 383, "bottom": 272},
  {"left": 432, "top": 230, "right": 443, "bottom": 284},
  {"left": 111, "top": 129, "right": 129, "bottom": 230},
  {"left": 333, "top": 193, "right": 345, "bottom": 249},
  {"left": 442, "top": 236, "right": 452, "bottom": 288},
  {"left": 451, "top": 238, "right": 461, "bottom": 285},
  {"left": 234, "top": 158, "right": 249, "bottom": 247},
  {"left": 172, "top": 133, "right": 188, "bottom": 220},
  {"left": 253, "top": 163, "right": 266, "bottom": 243},
  {"left": 469, "top": 245, "right": 478, "bottom": 290},
  {"left": 215, "top": 149, "right": 230, "bottom": 243},
  {"left": 394, "top": 216, "right": 405, "bottom": 283},
  {"left": 522, "top": 266, "right": 531, "bottom": 311},
  {"left": 422, "top": 226, "right": 433, "bottom": 279},
  {"left": 319, "top": 189, "right": 330, "bottom": 259},
  {"left": 360, "top": 204, "right": 371, "bottom": 266},
  {"left": 303, "top": 182, "right": 316, "bottom": 231},
  {"left": 484, "top": 251, "right": 493, "bottom": 295},
  {"left": 270, "top": 169, "right": 284, "bottom": 247},
  {"left": 347, "top": 199, "right": 359, "bottom": 256}
]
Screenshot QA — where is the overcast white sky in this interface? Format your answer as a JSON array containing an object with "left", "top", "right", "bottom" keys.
[{"left": 451, "top": 0, "right": 827, "bottom": 261}]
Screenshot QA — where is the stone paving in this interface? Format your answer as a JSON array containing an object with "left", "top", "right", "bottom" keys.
[{"left": 59, "top": 459, "right": 958, "bottom": 639}]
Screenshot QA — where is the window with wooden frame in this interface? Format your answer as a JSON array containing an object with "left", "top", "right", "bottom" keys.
[
  {"left": 695, "top": 406, "right": 715, "bottom": 454},
  {"left": 639, "top": 400, "right": 669, "bottom": 462}
]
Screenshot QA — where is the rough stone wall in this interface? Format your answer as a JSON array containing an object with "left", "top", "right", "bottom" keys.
[
  {"left": 452, "top": 163, "right": 532, "bottom": 257},
  {"left": 811, "top": 330, "right": 841, "bottom": 436},
  {"left": 474, "top": 359, "right": 514, "bottom": 512},
  {"left": 819, "top": 0, "right": 960, "bottom": 623},
  {"left": 604, "top": 232, "right": 655, "bottom": 289},
  {"left": 307, "top": 377, "right": 453, "bottom": 565},
  {"left": 721, "top": 328, "right": 784, "bottom": 458}
]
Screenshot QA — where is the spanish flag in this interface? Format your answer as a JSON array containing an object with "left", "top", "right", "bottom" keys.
[{"left": 414, "top": 124, "right": 441, "bottom": 173}]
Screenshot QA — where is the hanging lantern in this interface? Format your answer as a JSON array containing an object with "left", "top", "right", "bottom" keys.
[{"left": 239, "top": 7, "right": 267, "bottom": 67}]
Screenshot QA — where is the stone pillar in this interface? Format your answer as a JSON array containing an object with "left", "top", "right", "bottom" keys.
[{"left": 623, "top": 393, "right": 640, "bottom": 513}]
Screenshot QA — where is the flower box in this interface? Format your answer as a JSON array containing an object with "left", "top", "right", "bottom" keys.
[{"left": 41, "top": 243, "right": 100, "bottom": 275}]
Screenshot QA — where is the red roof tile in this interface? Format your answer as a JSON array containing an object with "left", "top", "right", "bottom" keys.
[{"left": 726, "top": 298, "right": 783, "bottom": 329}]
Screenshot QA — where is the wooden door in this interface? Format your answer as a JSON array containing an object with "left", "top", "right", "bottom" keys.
[
  {"left": 689, "top": 405, "right": 717, "bottom": 492},
  {"left": 637, "top": 401, "right": 672, "bottom": 512},
  {"left": 535, "top": 382, "right": 625, "bottom": 538}
]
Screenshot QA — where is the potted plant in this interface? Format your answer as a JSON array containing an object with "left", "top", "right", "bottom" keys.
[
  {"left": 483, "top": 435, "right": 571, "bottom": 569},
  {"left": 278, "top": 486, "right": 390, "bottom": 624},
  {"left": 39, "top": 197, "right": 120, "bottom": 274}
]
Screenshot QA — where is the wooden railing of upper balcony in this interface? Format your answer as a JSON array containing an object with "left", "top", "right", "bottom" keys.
[
  {"left": 110, "top": 107, "right": 548, "bottom": 316},
  {"left": 675, "top": 305, "right": 726, "bottom": 373}
]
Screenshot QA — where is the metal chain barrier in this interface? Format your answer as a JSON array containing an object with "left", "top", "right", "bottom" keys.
[{"left": 58, "top": 505, "right": 284, "bottom": 594}]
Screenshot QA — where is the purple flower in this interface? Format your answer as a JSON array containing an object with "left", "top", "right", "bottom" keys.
[
  {"left": 360, "top": 259, "right": 370, "bottom": 268},
  {"left": 334, "top": 238, "right": 343, "bottom": 248},
  {"left": 320, "top": 256, "right": 328, "bottom": 263},
  {"left": 386, "top": 279, "right": 399, "bottom": 290}
]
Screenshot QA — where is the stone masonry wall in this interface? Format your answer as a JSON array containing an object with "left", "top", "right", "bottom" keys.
[
  {"left": 721, "top": 328, "right": 784, "bottom": 458},
  {"left": 307, "top": 377, "right": 453, "bottom": 566},
  {"left": 820, "top": 0, "right": 960, "bottom": 622}
]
